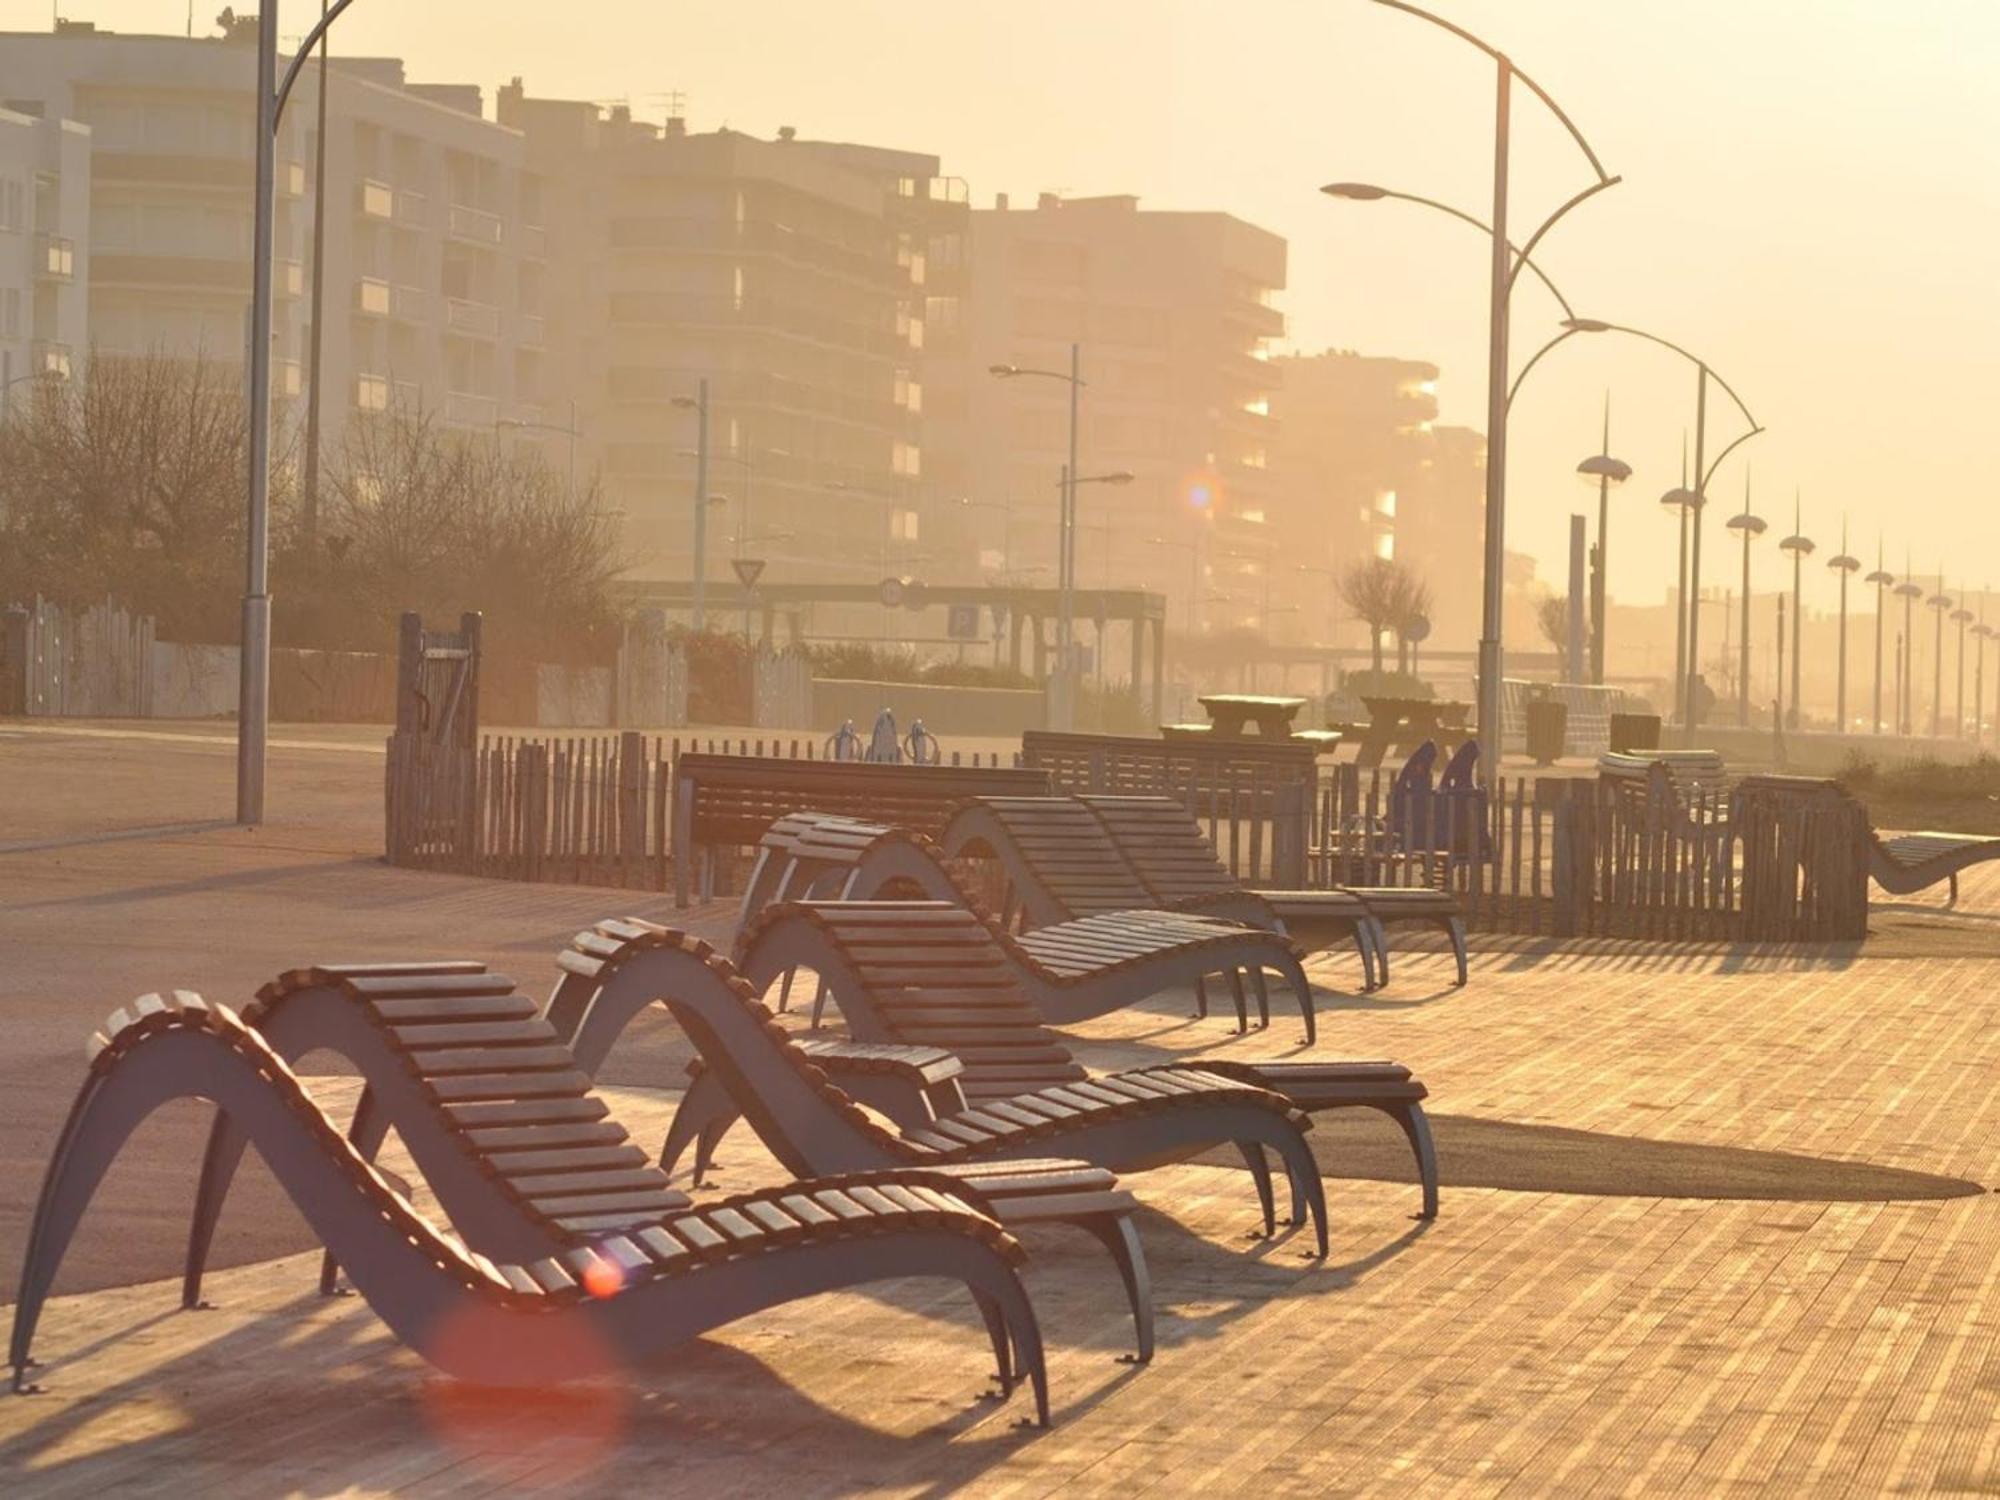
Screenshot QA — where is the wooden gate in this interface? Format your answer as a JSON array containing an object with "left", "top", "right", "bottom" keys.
[
  {"left": 386, "top": 611, "right": 482, "bottom": 863},
  {"left": 395, "top": 611, "right": 481, "bottom": 747}
]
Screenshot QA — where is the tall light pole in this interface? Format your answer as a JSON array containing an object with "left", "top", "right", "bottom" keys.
[
  {"left": 1929, "top": 574, "right": 1952, "bottom": 740},
  {"left": 300, "top": 0, "right": 330, "bottom": 555},
  {"left": 669, "top": 382, "right": 712, "bottom": 631},
  {"left": 1661, "top": 440, "right": 1696, "bottom": 724},
  {"left": 1865, "top": 541, "right": 1893, "bottom": 736},
  {"left": 1952, "top": 592, "right": 1973, "bottom": 739},
  {"left": 1724, "top": 488, "right": 1766, "bottom": 728},
  {"left": 239, "top": 0, "right": 360, "bottom": 826},
  {"left": 1327, "top": 0, "right": 1619, "bottom": 784},
  {"left": 1827, "top": 519, "right": 1860, "bottom": 734},
  {"left": 991, "top": 344, "right": 1092, "bottom": 728},
  {"left": 1975, "top": 604, "right": 1992, "bottom": 747},
  {"left": 1576, "top": 394, "right": 1629, "bottom": 685},
  {"left": 1777, "top": 498, "right": 1814, "bottom": 730},
  {"left": 1895, "top": 562, "right": 1923, "bottom": 735}
]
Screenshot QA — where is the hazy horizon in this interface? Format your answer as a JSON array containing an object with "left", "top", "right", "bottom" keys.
[{"left": 13, "top": 0, "right": 1996, "bottom": 616}]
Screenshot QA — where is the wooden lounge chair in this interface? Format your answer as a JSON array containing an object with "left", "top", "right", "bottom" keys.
[
  {"left": 742, "top": 810, "right": 1321, "bottom": 1041},
  {"left": 1077, "top": 795, "right": 1469, "bottom": 988},
  {"left": 11, "top": 993, "right": 1053, "bottom": 1421},
  {"left": 710, "top": 900, "right": 1438, "bottom": 1220},
  {"left": 1868, "top": 829, "right": 2000, "bottom": 903},
  {"left": 179, "top": 955, "right": 1155, "bottom": 1362},
  {"left": 545, "top": 918, "right": 1332, "bottom": 1267}
]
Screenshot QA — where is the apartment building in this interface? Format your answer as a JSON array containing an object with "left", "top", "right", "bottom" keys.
[
  {"left": 0, "top": 18, "right": 548, "bottom": 451},
  {"left": 0, "top": 103, "right": 88, "bottom": 400},
  {"left": 1266, "top": 350, "right": 1483, "bottom": 650},
  {"left": 927, "top": 193, "right": 1286, "bottom": 638},
  {"left": 501, "top": 84, "right": 949, "bottom": 586}
]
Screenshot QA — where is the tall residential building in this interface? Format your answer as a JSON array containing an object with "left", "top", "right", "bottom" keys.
[
  {"left": 1266, "top": 350, "right": 1483, "bottom": 651},
  {"left": 0, "top": 103, "right": 88, "bottom": 398},
  {"left": 501, "top": 85, "right": 949, "bottom": 586},
  {"left": 0, "top": 18, "right": 550, "bottom": 450},
  {"left": 927, "top": 193, "right": 1286, "bottom": 638}
]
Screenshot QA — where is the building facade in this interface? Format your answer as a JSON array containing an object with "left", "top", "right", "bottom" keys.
[
  {"left": 0, "top": 18, "right": 549, "bottom": 457},
  {"left": 502, "top": 85, "right": 948, "bottom": 590},
  {"left": 926, "top": 193, "right": 1287, "bottom": 640},
  {"left": 0, "top": 103, "right": 88, "bottom": 401}
]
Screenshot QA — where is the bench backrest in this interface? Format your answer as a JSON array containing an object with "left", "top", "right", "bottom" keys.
[
  {"left": 941, "top": 795, "right": 1157, "bottom": 925},
  {"left": 1076, "top": 794, "right": 1239, "bottom": 905},
  {"left": 1020, "top": 728, "right": 1317, "bottom": 792}
]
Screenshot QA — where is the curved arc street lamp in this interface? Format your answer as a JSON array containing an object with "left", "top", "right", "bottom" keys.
[{"left": 1331, "top": 0, "right": 1618, "bottom": 783}]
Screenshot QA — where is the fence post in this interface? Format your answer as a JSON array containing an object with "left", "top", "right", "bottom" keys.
[
  {"left": 1273, "top": 778, "right": 1307, "bottom": 887},
  {"left": 1550, "top": 782, "right": 1579, "bottom": 938},
  {"left": 618, "top": 729, "right": 644, "bottom": 885},
  {"left": 395, "top": 612, "right": 424, "bottom": 736}
]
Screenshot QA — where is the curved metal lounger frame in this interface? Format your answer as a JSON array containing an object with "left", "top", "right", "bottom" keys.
[
  {"left": 177, "top": 953, "right": 1095, "bottom": 1375},
  {"left": 754, "top": 822, "right": 1318, "bottom": 1044},
  {"left": 935, "top": 798, "right": 1161, "bottom": 933},
  {"left": 11, "top": 995, "right": 1049, "bottom": 1421},
  {"left": 548, "top": 924, "right": 1328, "bottom": 1264},
  {"left": 697, "top": 904, "right": 1331, "bottom": 1251},
  {"left": 1868, "top": 831, "right": 2000, "bottom": 903}
]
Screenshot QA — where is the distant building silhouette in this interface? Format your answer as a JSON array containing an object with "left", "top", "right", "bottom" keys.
[{"left": 0, "top": 100, "right": 88, "bottom": 395}]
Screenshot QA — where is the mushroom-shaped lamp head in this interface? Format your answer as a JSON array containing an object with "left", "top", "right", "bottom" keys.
[
  {"left": 1952, "top": 606, "right": 1974, "bottom": 624},
  {"left": 1321, "top": 182, "right": 1390, "bottom": 201},
  {"left": 1894, "top": 581, "right": 1925, "bottom": 599},
  {"left": 1577, "top": 453, "right": 1632, "bottom": 484},
  {"left": 1828, "top": 552, "right": 1861, "bottom": 573},
  {"left": 1865, "top": 567, "right": 1896, "bottom": 586},
  {"left": 1929, "top": 590, "right": 1954, "bottom": 611},
  {"left": 1725, "top": 512, "right": 1767, "bottom": 537},
  {"left": 1659, "top": 486, "right": 1702, "bottom": 511},
  {"left": 1779, "top": 533, "right": 1816, "bottom": 557}
]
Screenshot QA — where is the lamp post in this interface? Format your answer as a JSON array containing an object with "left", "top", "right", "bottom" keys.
[
  {"left": 1952, "top": 593, "right": 1973, "bottom": 739},
  {"left": 1826, "top": 520, "right": 1860, "bottom": 734},
  {"left": 1660, "top": 440, "right": 1697, "bottom": 724},
  {"left": 990, "top": 346, "right": 1095, "bottom": 727},
  {"left": 1724, "top": 489, "right": 1766, "bottom": 728},
  {"left": 0, "top": 365, "right": 65, "bottom": 416},
  {"left": 1928, "top": 575, "right": 1952, "bottom": 740},
  {"left": 496, "top": 399, "right": 581, "bottom": 496},
  {"left": 238, "top": 0, "right": 360, "bottom": 826},
  {"left": 669, "top": 382, "right": 712, "bottom": 631},
  {"left": 1777, "top": 499, "right": 1814, "bottom": 730},
  {"left": 1894, "top": 564, "right": 1923, "bottom": 735},
  {"left": 1576, "top": 394, "right": 1630, "bottom": 685},
  {"left": 1325, "top": 0, "right": 1619, "bottom": 784},
  {"left": 1865, "top": 542, "right": 1893, "bottom": 736},
  {"left": 1975, "top": 604, "right": 1992, "bottom": 747}
]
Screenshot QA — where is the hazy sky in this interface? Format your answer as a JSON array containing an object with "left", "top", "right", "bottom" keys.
[{"left": 16, "top": 0, "right": 1999, "bottom": 612}]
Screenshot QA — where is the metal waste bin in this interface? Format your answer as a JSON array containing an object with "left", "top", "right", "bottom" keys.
[{"left": 1525, "top": 698, "right": 1568, "bottom": 766}]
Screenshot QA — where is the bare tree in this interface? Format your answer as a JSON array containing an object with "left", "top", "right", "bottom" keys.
[
  {"left": 1339, "top": 556, "right": 1430, "bottom": 674},
  {"left": 1535, "top": 592, "right": 1589, "bottom": 680}
]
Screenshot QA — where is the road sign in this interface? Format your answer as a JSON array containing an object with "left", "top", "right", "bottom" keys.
[
  {"left": 878, "top": 576, "right": 906, "bottom": 608},
  {"left": 990, "top": 603, "right": 1010, "bottom": 636},
  {"left": 730, "top": 558, "right": 766, "bottom": 590},
  {"left": 946, "top": 603, "right": 981, "bottom": 640},
  {"left": 1404, "top": 614, "right": 1432, "bottom": 644}
]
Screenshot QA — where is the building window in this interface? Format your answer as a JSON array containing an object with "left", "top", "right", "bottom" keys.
[
  {"left": 890, "top": 509, "right": 920, "bottom": 542},
  {"left": 1375, "top": 489, "right": 1398, "bottom": 517},
  {"left": 1375, "top": 532, "right": 1396, "bottom": 561},
  {"left": 892, "top": 441, "right": 921, "bottom": 477},
  {"left": 0, "top": 288, "right": 19, "bottom": 338},
  {"left": 0, "top": 178, "right": 22, "bottom": 232}
]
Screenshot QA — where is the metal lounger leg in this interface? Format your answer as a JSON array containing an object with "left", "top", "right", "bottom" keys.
[
  {"left": 1249, "top": 968, "right": 1272, "bottom": 1029},
  {"left": 1236, "top": 1141, "right": 1276, "bottom": 1236},
  {"left": 1077, "top": 1212, "right": 1154, "bottom": 1364},
  {"left": 1446, "top": 916, "right": 1469, "bottom": 987},
  {"left": 1384, "top": 1100, "right": 1440, "bottom": 1219},
  {"left": 1225, "top": 970, "right": 1250, "bottom": 1033},
  {"left": 1192, "top": 974, "right": 1210, "bottom": 1020},
  {"left": 661, "top": 1068, "right": 742, "bottom": 1179}
]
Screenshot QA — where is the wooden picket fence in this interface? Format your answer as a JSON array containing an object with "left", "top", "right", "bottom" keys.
[
  {"left": 387, "top": 726, "right": 1871, "bottom": 943},
  {"left": 385, "top": 729, "right": 1019, "bottom": 888}
]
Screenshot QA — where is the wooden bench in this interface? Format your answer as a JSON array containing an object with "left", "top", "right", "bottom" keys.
[
  {"left": 1869, "top": 829, "right": 2000, "bottom": 904},
  {"left": 670, "top": 752, "right": 1052, "bottom": 907}
]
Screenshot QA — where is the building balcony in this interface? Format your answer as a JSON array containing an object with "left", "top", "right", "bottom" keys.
[
  {"left": 355, "top": 277, "right": 391, "bottom": 316},
  {"left": 358, "top": 178, "right": 394, "bottom": 220},
  {"left": 33, "top": 234, "right": 74, "bottom": 282},
  {"left": 32, "top": 341, "right": 71, "bottom": 380},
  {"left": 446, "top": 297, "right": 501, "bottom": 339},
  {"left": 395, "top": 189, "right": 428, "bottom": 228},
  {"left": 392, "top": 284, "right": 428, "bottom": 323},
  {"left": 1225, "top": 298, "right": 1286, "bottom": 337},
  {"left": 447, "top": 203, "right": 504, "bottom": 247},
  {"left": 283, "top": 160, "right": 306, "bottom": 198},
  {"left": 519, "top": 223, "right": 548, "bottom": 260},
  {"left": 516, "top": 312, "right": 546, "bottom": 348},
  {"left": 444, "top": 390, "right": 499, "bottom": 429},
  {"left": 279, "top": 258, "right": 304, "bottom": 298}
]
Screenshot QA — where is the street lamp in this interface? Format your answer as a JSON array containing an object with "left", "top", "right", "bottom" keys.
[
  {"left": 1660, "top": 461, "right": 1700, "bottom": 723},
  {"left": 678, "top": 441, "right": 771, "bottom": 556},
  {"left": 1826, "top": 521, "right": 1861, "bottom": 733},
  {"left": 1777, "top": 499, "right": 1814, "bottom": 731},
  {"left": 1928, "top": 575, "right": 1953, "bottom": 740},
  {"left": 238, "top": 0, "right": 359, "bottom": 825},
  {"left": 1864, "top": 541, "right": 1894, "bottom": 735},
  {"left": 1575, "top": 395, "right": 1630, "bottom": 685},
  {"left": 1951, "top": 593, "right": 1974, "bottom": 738},
  {"left": 496, "top": 399, "right": 581, "bottom": 496},
  {"left": 1974, "top": 603, "right": 1992, "bottom": 747},
  {"left": 1724, "top": 491, "right": 1766, "bottom": 727},
  {"left": 1566, "top": 321, "right": 1763, "bottom": 736},
  {"left": 990, "top": 346, "right": 1097, "bottom": 727},
  {"left": 1894, "top": 565, "right": 1924, "bottom": 735},
  {"left": 669, "top": 384, "right": 713, "bottom": 631},
  {"left": 1324, "top": 0, "right": 1620, "bottom": 783}
]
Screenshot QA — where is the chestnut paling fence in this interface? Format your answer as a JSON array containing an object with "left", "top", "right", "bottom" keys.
[{"left": 385, "top": 731, "right": 1871, "bottom": 943}]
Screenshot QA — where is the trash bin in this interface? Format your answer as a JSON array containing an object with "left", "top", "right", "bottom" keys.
[
  {"left": 1608, "top": 712, "right": 1662, "bottom": 754},
  {"left": 1525, "top": 699, "right": 1568, "bottom": 766}
]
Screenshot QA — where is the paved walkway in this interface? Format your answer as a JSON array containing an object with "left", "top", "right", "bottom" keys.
[{"left": 5, "top": 726, "right": 2000, "bottom": 1494}]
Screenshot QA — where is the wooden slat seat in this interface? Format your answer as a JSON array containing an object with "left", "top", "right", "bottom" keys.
[
  {"left": 15, "top": 994, "right": 1053, "bottom": 1422},
  {"left": 1868, "top": 827, "right": 2000, "bottom": 902}
]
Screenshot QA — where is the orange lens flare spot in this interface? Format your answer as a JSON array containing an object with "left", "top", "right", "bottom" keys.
[{"left": 581, "top": 1257, "right": 625, "bottom": 1300}]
